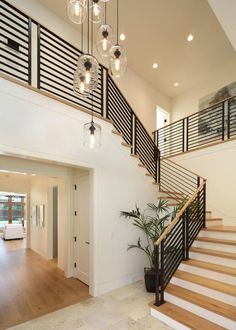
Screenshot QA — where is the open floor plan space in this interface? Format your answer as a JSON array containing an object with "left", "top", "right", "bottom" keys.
[{"left": 0, "top": 238, "right": 90, "bottom": 330}]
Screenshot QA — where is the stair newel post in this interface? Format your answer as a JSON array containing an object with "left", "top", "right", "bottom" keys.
[
  {"left": 186, "top": 117, "right": 189, "bottom": 152},
  {"left": 155, "top": 242, "right": 164, "bottom": 306}
]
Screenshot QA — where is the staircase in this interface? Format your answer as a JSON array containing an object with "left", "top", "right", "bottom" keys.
[{"left": 151, "top": 214, "right": 236, "bottom": 330}]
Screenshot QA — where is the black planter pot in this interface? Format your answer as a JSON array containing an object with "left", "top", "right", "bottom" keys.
[{"left": 144, "top": 268, "right": 156, "bottom": 292}]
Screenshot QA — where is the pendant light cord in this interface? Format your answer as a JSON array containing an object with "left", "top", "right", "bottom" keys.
[
  {"left": 105, "top": 1, "right": 107, "bottom": 25},
  {"left": 87, "top": 0, "right": 90, "bottom": 54},
  {"left": 116, "top": 0, "right": 119, "bottom": 44}
]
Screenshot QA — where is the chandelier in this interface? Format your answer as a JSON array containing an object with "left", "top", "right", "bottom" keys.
[{"left": 68, "top": 0, "right": 127, "bottom": 148}]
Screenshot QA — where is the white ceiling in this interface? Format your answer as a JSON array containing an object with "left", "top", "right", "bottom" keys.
[{"left": 38, "top": 0, "right": 236, "bottom": 98}]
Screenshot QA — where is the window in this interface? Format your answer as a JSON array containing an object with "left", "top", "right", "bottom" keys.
[{"left": 0, "top": 193, "right": 26, "bottom": 228}]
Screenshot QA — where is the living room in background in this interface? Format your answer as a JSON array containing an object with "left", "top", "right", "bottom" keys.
[{"left": 0, "top": 192, "right": 27, "bottom": 229}]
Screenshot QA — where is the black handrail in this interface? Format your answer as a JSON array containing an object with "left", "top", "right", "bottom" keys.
[
  {"left": 0, "top": 0, "right": 160, "bottom": 181},
  {"left": 153, "top": 95, "right": 236, "bottom": 157}
]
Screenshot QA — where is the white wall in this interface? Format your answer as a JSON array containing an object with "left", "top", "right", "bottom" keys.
[
  {"left": 172, "top": 140, "right": 236, "bottom": 226},
  {"left": 30, "top": 175, "right": 66, "bottom": 271},
  {"left": 171, "top": 59, "right": 236, "bottom": 122},
  {"left": 0, "top": 77, "right": 157, "bottom": 296},
  {"left": 7, "top": 0, "right": 171, "bottom": 134}
]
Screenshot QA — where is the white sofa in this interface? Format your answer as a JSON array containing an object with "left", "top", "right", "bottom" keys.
[{"left": 3, "top": 224, "right": 24, "bottom": 240}]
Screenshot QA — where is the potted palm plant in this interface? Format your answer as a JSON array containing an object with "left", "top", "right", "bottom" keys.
[{"left": 120, "top": 199, "right": 179, "bottom": 292}]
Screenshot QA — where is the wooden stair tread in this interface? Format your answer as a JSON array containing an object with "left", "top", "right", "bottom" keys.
[
  {"left": 152, "top": 182, "right": 159, "bottom": 185},
  {"left": 130, "top": 154, "right": 139, "bottom": 159},
  {"left": 195, "top": 236, "right": 236, "bottom": 246},
  {"left": 151, "top": 301, "right": 226, "bottom": 330},
  {"left": 166, "top": 283, "right": 236, "bottom": 321},
  {"left": 202, "top": 226, "right": 236, "bottom": 233},
  {"left": 174, "top": 270, "right": 236, "bottom": 297},
  {"left": 206, "top": 218, "right": 222, "bottom": 221},
  {"left": 182, "top": 259, "right": 236, "bottom": 277},
  {"left": 190, "top": 246, "right": 236, "bottom": 260},
  {"left": 159, "top": 190, "right": 185, "bottom": 196},
  {"left": 121, "top": 142, "right": 132, "bottom": 148},
  {"left": 111, "top": 129, "right": 124, "bottom": 137},
  {"left": 138, "top": 163, "right": 146, "bottom": 168},
  {"left": 145, "top": 173, "right": 153, "bottom": 177}
]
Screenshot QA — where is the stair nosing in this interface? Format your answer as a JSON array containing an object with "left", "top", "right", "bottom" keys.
[
  {"left": 181, "top": 259, "right": 236, "bottom": 277},
  {"left": 174, "top": 269, "right": 236, "bottom": 297},
  {"left": 190, "top": 246, "right": 236, "bottom": 260},
  {"left": 166, "top": 283, "right": 236, "bottom": 321},
  {"left": 195, "top": 237, "right": 236, "bottom": 246}
]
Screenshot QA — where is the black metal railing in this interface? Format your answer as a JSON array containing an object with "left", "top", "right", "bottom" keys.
[
  {"left": 0, "top": 0, "right": 159, "bottom": 181},
  {"left": 153, "top": 95, "right": 236, "bottom": 157},
  {"left": 0, "top": 0, "right": 31, "bottom": 84},
  {"left": 155, "top": 166, "right": 206, "bottom": 306}
]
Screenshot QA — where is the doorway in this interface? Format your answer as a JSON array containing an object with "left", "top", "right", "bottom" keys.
[
  {"left": 74, "top": 172, "right": 90, "bottom": 286},
  {"left": 156, "top": 106, "right": 169, "bottom": 130}
]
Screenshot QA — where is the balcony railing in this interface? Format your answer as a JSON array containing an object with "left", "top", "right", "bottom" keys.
[
  {"left": 153, "top": 96, "right": 236, "bottom": 158},
  {"left": 0, "top": 0, "right": 159, "bottom": 182}
]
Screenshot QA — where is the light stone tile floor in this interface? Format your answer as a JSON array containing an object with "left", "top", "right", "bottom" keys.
[{"left": 9, "top": 281, "right": 173, "bottom": 330}]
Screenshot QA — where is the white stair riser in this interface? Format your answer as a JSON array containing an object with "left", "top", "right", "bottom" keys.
[
  {"left": 179, "top": 263, "right": 236, "bottom": 286},
  {"left": 193, "top": 240, "right": 236, "bottom": 253},
  {"left": 198, "top": 231, "right": 236, "bottom": 240},
  {"left": 170, "top": 277, "right": 236, "bottom": 306},
  {"left": 189, "top": 251, "right": 236, "bottom": 268},
  {"left": 165, "top": 292, "right": 236, "bottom": 330},
  {"left": 206, "top": 212, "right": 211, "bottom": 219},
  {"left": 150, "top": 307, "right": 191, "bottom": 330},
  {"left": 206, "top": 220, "right": 222, "bottom": 227}
]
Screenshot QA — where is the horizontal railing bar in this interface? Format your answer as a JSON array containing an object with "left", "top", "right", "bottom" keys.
[
  {"left": 0, "top": 18, "right": 29, "bottom": 37},
  {"left": 162, "top": 159, "right": 206, "bottom": 180},
  {"left": 161, "top": 160, "right": 197, "bottom": 180},
  {"left": 0, "top": 67, "right": 28, "bottom": 82},
  {"left": 188, "top": 132, "right": 223, "bottom": 145},
  {"left": 152, "top": 118, "right": 184, "bottom": 134},
  {"left": 0, "top": 61, "right": 28, "bottom": 76},
  {"left": 0, "top": 0, "right": 29, "bottom": 19},
  {"left": 0, "top": 33, "right": 28, "bottom": 51},
  {"left": 0, "top": 11, "right": 28, "bottom": 31},
  {"left": 0, "top": 53, "right": 28, "bottom": 70},
  {"left": 107, "top": 93, "right": 132, "bottom": 120},
  {"left": 40, "top": 43, "right": 77, "bottom": 68},
  {"left": 0, "top": 40, "right": 28, "bottom": 56},
  {"left": 0, "top": 47, "right": 29, "bottom": 64},
  {"left": 0, "top": 25, "right": 29, "bottom": 45},
  {"left": 188, "top": 137, "right": 222, "bottom": 149},
  {"left": 161, "top": 167, "right": 197, "bottom": 187},
  {"left": 155, "top": 180, "right": 206, "bottom": 246},
  {"left": 160, "top": 173, "right": 196, "bottom": 194},
  {"left": 160, "top": 180, "right": 187, "bottom": 196}
]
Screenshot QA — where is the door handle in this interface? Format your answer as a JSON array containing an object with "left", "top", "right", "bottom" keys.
[{"left": 85, "top": 241, "right": 90, "bottom": 245}]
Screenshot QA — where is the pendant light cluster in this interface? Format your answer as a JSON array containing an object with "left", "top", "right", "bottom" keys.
[{"left": 67, "top": 0, "right": 127, "bottom": 148}]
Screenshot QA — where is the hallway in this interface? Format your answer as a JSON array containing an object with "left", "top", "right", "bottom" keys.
[{"left": 0, "top": 237, "right": 90, "bottom": 330}]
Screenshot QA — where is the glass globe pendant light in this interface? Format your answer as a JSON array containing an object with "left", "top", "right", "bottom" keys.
[
  {"left": 97, "top": 2, "right": 113, "bottom": 57},
  {"left": 74, "top": 1, "right": 99, "bottom": 96},
  {"left": 67, "top": 0, "right": 87, "bottom": 24},
  {"left": 83, "top": 94, "right": 102, "bottom": 148},
  {"left": 109, "top": 0, "right": 127, "bottom": 77},
  {"left": 90, "top": 0, "right": 103, "bottom": 24}
]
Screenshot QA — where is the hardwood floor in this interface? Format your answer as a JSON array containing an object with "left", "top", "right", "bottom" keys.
[{"left": 0, "top": 237, "right": 90, "bottom": 330}]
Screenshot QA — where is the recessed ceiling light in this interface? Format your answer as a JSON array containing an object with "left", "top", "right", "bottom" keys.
[
  {"left": 174, "top": 82, "right": 179, "bottom": 87},
  {"left": 120, "top": 33, "right": 126, "bottom": 41},
  {"left": 152, "top": 63, "right": 159, "bottom": 69},
  {"left": 187, "top": 34, "right": 194, "bottom": 42}
]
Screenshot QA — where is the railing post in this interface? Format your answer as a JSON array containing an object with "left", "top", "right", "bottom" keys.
[
  {"left": 37, "top": 23, "right": 41, "bottom": 89},
  {"left": 182, "top": 119, "right": 185, "bottom": 153},
  {"left": 186, "top": 117, "right": 189, "bottom": 151},
  {"left": 158, "top": 151, "right": 161, "bottom": 184},
  {"left": 183, "top": 209, "right": 189, "bottom": 260},
  {"left": 28, "top": 18, "right": 32, "bottom": 85},
  {"left": 155, "top": 243, "right": 164, "bottom": 306},
  {"left": 227, "top": 100, "right": 230, "bottom": 140},
  {"left": 203, "top": 183, "right": 206, "bottom": 228},
  {"left": 133, "top": 115, "right": 137, "bottom": 155},
  {"left": 222, "top": 103, "right": 225, "bottom": 141}
]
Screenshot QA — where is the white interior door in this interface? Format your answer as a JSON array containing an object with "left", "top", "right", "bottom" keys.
[
  {"left": 156, "top": 107, "right": 170, "bottom": 155},
  {"left": 75, "top": 174, "right": 90, "bottom": 285}
]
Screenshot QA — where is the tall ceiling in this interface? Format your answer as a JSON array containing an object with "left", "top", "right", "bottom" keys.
[{"left": 38, "top": 0, "right": 236, "bottom": 98}]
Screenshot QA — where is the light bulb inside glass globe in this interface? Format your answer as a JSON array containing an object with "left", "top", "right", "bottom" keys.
[
  {"left": 97, "top": 24, "right": 113, "bottom": 57},
  {"left": 67, "top": 0, "right": 87, "bottom": 24},
  {"left": 90, "top": 0, "right": 103, "bottom": 24},
  {"left": 83, "top": 121, "right": 102, "bottom": 148},
  {"left": 73, "top": 71, "right": 89, "bottom": 98},
  {"left": 74, "top": 54, "right": 99, "bottom": 94},
  {"left": 109, "top": 44, "right": 127, "bottom": 78}
]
